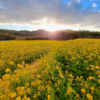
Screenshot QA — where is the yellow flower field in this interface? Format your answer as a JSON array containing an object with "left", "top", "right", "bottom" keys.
[{"left": 0, "top": 39, "right": 100, "bottom": 100}]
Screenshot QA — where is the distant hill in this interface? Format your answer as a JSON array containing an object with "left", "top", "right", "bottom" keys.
[{"left": 0, "top": 29, "right": 100, "bottom": 40}]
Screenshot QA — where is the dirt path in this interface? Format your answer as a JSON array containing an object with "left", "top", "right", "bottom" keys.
[{"left": 28, "top": 57, "right": 44, "bottom": 76}]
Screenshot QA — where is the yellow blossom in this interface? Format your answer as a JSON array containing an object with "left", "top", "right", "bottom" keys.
[
  {"left": 81, "top": 88, "right": 86, "bottom": 94},
  {"left": 66, "top": 87, "right": 72, "bottom": 95},
  {"left": 9, "top": 61, "right": 14, "bottom": 65},
  {"left": 16, "top": 87, "right": 25, "bottom": 96},
  {"left": 2, "top": 74, "right": 10, "bottom": 80},
  {"left": 98, "top": 79, "right": 100, "bottom": 84},
  {"left": 48, "top": 95, "right": 50, "bottom": 100},
  {"left": 5, "top": 68, "right": 11, "bottom": 73},
  {"left": 90, "top": 87, "right": 95, "bottom": 92},
  {"left": 88, "top": 76, "right": 94, "bottom": 80},
  {"left": 26, "top": 88, "right": 31, "bottom": 94},
  {"left": 9, "top": 92, "right": 16, "bottom": 98},
  {"left": 22, "top": 96, "right": 31, "bottom": 100},
  {"left": 86, "top": 93, "right": 93, "bottom": 100},
  {"left": 17, "top": 64, "right": 23, "bottom": 68},
  {"left": 33, "top": 94, "right": 39, "bottom": 99},
  {"left": 16, "top": 96, "right": 21, "bottom": 100}
]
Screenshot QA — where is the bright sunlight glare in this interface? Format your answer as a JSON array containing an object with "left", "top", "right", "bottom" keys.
[{"left": 33, "top": 24, "right": 68, "bottom": 32}]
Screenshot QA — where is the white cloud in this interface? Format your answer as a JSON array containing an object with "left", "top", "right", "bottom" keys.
[
  {"left": 67, "top": 1, "right": 72, "bottom": 6},
  {"left": 92, "top": 3, "right": 97, "bottom": 8},
  {"left": 76, "top": 0, "right": 81, "bottom": 3}
]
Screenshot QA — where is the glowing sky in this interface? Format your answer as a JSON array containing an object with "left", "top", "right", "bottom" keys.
[{"left": 0, "top": 0, "right": 100, "bottom": 31}]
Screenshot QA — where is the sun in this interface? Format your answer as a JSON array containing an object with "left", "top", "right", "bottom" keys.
[
  {"left": 32, "top": 17, "right": 69, "bottom": 32},
  {"left": 38, "top": 24, "right": 68, "bottom": 32},
  {"left": 33, "top": 24, "right": 69, "bottom": 32}
]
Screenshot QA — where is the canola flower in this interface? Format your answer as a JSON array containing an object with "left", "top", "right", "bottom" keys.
[
  {"left": 86, "top": 93, "right": 93, "bottom": 100},
  {"left": 16, "top": 96, "right": 21, "bottom": 100},
  {"left": 0, "top": 39, "right": 100, "bottom": 100},
  {"left": 81, "top": 88, "right": 86, "bottom": 94},
  {"left": 66, "top": 87, "right": 73, "bottom": 95},
  {"left": 9, "top": 92, "right": 16, "bottom": 99},
  {"left": 16, "top": 86, "right": 25, "bottom": 96},
  {"left": 5, "top": 68, "right": 11, "bottom": 73}
]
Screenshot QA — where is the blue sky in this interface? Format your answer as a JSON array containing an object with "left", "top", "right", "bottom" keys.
[{"left": 0, "top": 0, "right": 100, "bottom": 31}]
